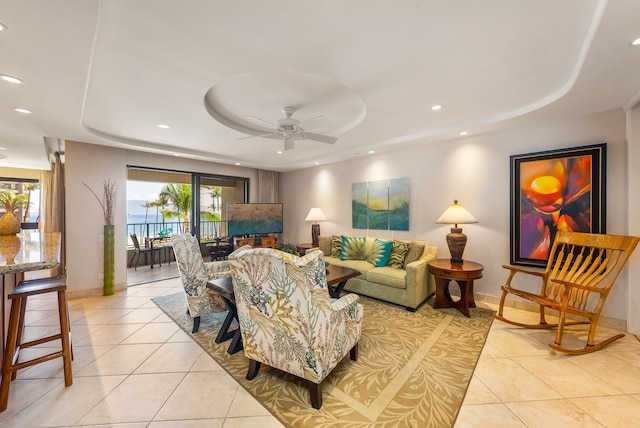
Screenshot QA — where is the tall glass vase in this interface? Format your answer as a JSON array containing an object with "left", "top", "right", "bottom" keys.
[{"left": 103, "top": 224, "right": 115, "bottom": 296}]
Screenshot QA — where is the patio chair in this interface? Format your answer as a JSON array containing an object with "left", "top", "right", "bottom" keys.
[
  {"left": 129, "top": 233, "right": 162, "bottom": 270},
  {"left": 171, "top": 233, "right": 231, "bottom": 333},
  {"left": 228, "top": 247, "right": 363, "bottom": 409},
  {"left": 495, "top": 231, "right": 639, "bottom": 354}
]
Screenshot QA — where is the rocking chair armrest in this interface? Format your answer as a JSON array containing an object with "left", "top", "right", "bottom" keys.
[
  {"left": 550, "top": 278, "right": 606, "bottom": 295},
  {"left": 502, "top": 264, "right": 546, "bottom": 277}
]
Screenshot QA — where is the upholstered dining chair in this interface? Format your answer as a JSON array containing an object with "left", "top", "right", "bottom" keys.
[
  {"left": 228, "top": 247, "right": 363, "bottom": 409},
  {"left": 171, "top": 233, "right": 231, "bottom": 333}
]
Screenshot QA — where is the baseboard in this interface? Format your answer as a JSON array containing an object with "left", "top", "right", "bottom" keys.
[{"left": 67, "top": 282, "right": 127, "bottom": 299}]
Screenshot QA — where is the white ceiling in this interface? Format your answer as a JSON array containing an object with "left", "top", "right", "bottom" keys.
[{"left": 1, "top": 0, "right": 639, "bottom": 172}]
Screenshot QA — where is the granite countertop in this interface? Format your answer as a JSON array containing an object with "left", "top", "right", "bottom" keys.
[{"left": 0, "top": 232, "right": 61, "bottom": 274}]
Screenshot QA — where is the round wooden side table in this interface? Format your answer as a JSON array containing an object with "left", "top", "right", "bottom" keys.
[
  {"left": 295, "top": 243, "right": 314, "bottom": 256},
  {"left": 428, "top": 259, "right": 484, "bottom": 317}
]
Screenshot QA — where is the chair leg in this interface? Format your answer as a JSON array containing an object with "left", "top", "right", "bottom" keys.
[
  {"left": 309, "top": 380, "right": 323, "bottom": 409},
  {"left": 350, "top": 343, "right": 358, "bottom": 361},
  {"left": 0, "top": 298, "right": 22, "bottom": 411},
  {"left": 192, "top": 316, "right": 201, "bottom": 333},
  {"left": 132, "top": 252, "right": 140, "bottom": 270},
  {"left": 57, "top": 289, "right": 73, "bottom": 387},
  {"left": 246, "top": 360, "right": 261, "bottom": 380}
]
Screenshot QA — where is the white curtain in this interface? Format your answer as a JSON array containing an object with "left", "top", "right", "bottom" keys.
[
  {"left": 256, "top": 169, "right": 279, "bottom": 203},
  {"left": 40, "top": 152, "right": 65, "bottom": 275}
]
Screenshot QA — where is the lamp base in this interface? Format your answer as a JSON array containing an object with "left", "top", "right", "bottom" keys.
[
  {"left": 311, "top": 224, "right": 320, "bottom": 247},
  {"left": 446, "top": 227, "right": 467, "bottom": 264}
]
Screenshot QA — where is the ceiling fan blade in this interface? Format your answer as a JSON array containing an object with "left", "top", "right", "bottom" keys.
[
  {"left": 237, "top": 132, "right": 278, "bottom": 140},
  {"left": 245, "top": 115, "right": 277, "bottom": 129},
  {"left": 284, "top": 137, "right": 295, "bottom": 151},
  {"left": 298, "top": 115, "right": 327, "bottom": 129},
  {"left": 304, "top": 133, "right": 338, "bottom": 144}
]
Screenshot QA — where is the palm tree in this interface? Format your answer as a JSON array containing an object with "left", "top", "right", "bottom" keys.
[
  {"left": 159, "top": 183, "right": 192, "bottom": 232},
  {"left": 141, "top": 201, "right": 155, "bottom": 223},
  {"left": 154, "top": 194, "right": 170, "bottom": 226},
  {"left": 208, "top": 186, "right": 221, "bottom": 212},
  {"left": 22, "top": 183, "right": 39, "bottom": 223}
]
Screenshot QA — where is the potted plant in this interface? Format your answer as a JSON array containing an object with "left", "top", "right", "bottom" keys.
[
  {"left": 84, "top": 179, "right": 118, "bottom": 296},
  {"left": 277, "top": 243, "right": 298, "bottom": 255},
  {"left": 0, "top": 189, "right": 29, "bottom": 235}
]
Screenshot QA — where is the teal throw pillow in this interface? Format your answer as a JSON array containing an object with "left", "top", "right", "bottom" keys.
[
  {"left": 367, "top": 238, "right": 392, "bottom": 267},
  {"left": 340, "top": 235, "right": 367, "bottom": 261}
]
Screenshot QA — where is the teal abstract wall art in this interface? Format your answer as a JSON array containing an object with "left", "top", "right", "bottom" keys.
[{"left": 352, "top": 177, "right": 409, "bottom": 231}]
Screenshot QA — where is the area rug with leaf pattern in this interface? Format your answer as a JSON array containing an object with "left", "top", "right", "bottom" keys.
[{"left": 152, "top": 292, "right": 494, "bottom": 428}]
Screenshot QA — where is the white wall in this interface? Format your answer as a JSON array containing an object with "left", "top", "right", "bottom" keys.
[
  {"left": 627, "top": 107, "right": 640, "bottom": 334},
  {"left": 64, "top": 141, "right": 260, "bottom": 297},
  {"left": 280, "top": 109, "right": 633, "bottom": 323}
]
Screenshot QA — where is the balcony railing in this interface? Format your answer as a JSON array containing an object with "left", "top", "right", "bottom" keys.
[{"left": 126, "top": 220, "right": 228, "bottom": 246}]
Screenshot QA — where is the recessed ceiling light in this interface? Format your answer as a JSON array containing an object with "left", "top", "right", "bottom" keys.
[
  {"left": 157, "top": 124, "right": 170, "bottom": 129},
  {"left": 14, "top": 108, "right": 32, "bottom": 114},
  {"left": 276, "top": 151, "right": 283, "bottom": 155},
  {"left": 234, "top": 162, "right": 240, "bottom": 166},
  {"left": 460, "top": 131, "right": 468, "bottom": 136},
  {"left": 368, "top": 150, "right": 375, "bottom": 154},
  {"left": 632, "top": 37, "right": 640, "bottom": 46},
  {"left": 431, "top": 105, "right": 442, "bottom": 111},
  {"left": 0, "top": 23, "right": 7, "bottom": 31},
  {"left": 1, "top": 75, "right": 22, "bottom": 84},
  {"left": 314, "top": 161, "right": 319, "bottom": 165},
  {"left": 0, "top": 147, "right": 7, "bottom": 150}
]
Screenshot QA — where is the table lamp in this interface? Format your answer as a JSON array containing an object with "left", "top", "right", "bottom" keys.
[
  {"left": 435, "top": 200, "right": 478, "bottom": 263},
  {"left": 305, "top": 208, "right": 326, "bottom": 247}
]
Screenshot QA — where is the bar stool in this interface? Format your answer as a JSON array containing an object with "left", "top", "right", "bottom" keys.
[{"left": 0, "top": 275, "right": 73, "bottom": 412}]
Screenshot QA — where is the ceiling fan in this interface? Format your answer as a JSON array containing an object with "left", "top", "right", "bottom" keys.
[{"left": 241, "top": 106, "right": 338, "bottom": 151}]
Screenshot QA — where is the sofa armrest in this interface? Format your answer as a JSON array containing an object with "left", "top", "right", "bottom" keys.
[{"left": 405, "top": 246, "right": 438, "bottom": 306}]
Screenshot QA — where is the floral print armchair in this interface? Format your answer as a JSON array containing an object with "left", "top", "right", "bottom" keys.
[
  {"left": 171, "top": 233, "right": 231, "bottom": 333},
  {"left": 228, "top": 247, "right": 363, "bottom": 409}
]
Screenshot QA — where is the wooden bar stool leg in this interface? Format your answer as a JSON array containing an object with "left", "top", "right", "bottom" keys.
[
  {"left": 11, "top": 296, "right": 28, "bottom": 381},
  {"left": 0, "top": 298, "right": 23, "bottom": 412},
  {"left": 57, "top": 289, "right": 73, "bottom": 386}
]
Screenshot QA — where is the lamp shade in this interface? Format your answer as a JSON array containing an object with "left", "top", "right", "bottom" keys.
[
  {"left": 435, "top": 200, "right": 478, "bottom": 226},
  {"left": 305, "top": 208, "right": 327, "bottom": 222}
]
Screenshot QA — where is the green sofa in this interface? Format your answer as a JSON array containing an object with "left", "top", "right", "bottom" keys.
[{"left": 313, "top": 235, "right": 438, "bottom": 311}]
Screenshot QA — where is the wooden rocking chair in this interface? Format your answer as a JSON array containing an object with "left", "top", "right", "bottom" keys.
[{"left": 495, "top": 231, "right": 639, "bottom": 354}]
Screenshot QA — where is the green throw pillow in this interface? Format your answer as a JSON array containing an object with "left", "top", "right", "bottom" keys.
[
  {"left": 318, "top": 236, "right": 331, "bottom": 256},
  {"left": 330, "top": 235, "right": 342, "bottom": 258},
  {"left": 387, "top": 240, "right": 409, "bottom": 269},
  {"left": 340, "top": 235, "right": 367, "bottom": 260},
  {"left": 403, "top": 241, "right": 426, "bottom": 269},
  {"left": 367, "top": 238, "right": 392, "bottom": 267}
]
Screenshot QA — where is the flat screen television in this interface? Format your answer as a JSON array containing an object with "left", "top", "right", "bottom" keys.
[{"left": 227, "top": 203, "right": 283, "bottom": 236}]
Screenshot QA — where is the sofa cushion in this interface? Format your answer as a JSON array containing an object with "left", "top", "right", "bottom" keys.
[
  {"left": 366, "top": 266, "right": 406, "bottom": 289},
  {"left": 403, "top": 241, "right": 426, "bottom": 269},
  {"left": 340, "top": 235, "right": 367, "bottom": 260},
  {"left": 330, "top": 235, "right": 342, "bottom": 258},
  {"left": 366, "top": 238, "right": 392, "bottom": 267},
  {"left": 318, "top": 236, "right": 332, "bottom": 256},
  {"left": 387, "top": 240, "right": 409, "bottom": 268},
  {"left": 339, "top": 259, "right": 375, "bottom": 275}
]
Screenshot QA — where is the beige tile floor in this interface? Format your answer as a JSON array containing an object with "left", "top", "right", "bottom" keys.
[{"left": 1, "top": 274, "right": 639, "bottom": 427}]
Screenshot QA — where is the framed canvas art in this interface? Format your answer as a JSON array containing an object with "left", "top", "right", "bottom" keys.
[{"left": 510, "top": 143, "right": 606, "bottom": 267}]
